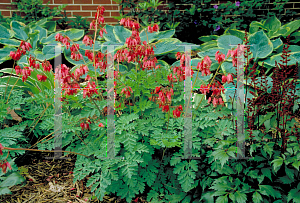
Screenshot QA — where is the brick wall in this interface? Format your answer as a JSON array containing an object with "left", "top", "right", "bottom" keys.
[{"left": 0, "top": 0, "right": 299, "bottom": 32}]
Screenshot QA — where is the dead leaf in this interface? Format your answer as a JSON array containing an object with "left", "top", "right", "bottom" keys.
[{"left": 6, "top": 107, "right": 22, "bottom": 122}]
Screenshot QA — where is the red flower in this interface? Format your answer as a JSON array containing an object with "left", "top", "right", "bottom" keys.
[
  {"left": 173, "top": 109, "right": 181, "bottom": 118},
  {"left": 80, "top": 123, "right": 85, "bottom": 130},
  {"left": 222, "top": 75, "right": 227, "bottom": 83},
  {"left": 162, "top": 105, "right": 169, "bottom": 112},
  {"left": 0, "top": 143, "right": 3, "bottom": 155},
  {"left": 227, "top": 74, "right": 233, "bottom": 84},
  {"left": 99, "top": 123, "right": 104, "bottom": 127},
  {"left": 37, "top": 74, "right": 47, "bottom": 82}
]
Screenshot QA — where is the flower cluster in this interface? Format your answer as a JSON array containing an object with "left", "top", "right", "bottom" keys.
[
  {"left": 90, "top": 6, "right": 107, "bottom": 38},
  {"left": 173, "top": 105, "right": 183, "bottom": 118},
  {"left": 0, "top": 160, "right": 12, "bottom": 174},
  {"left": 83, "top": 81, "right": 98, "bottom": 99},
  {"left": 0, "top": 144, "right": 12, "bottom": 174},
  {"left": 150, "top": 86, "right": 175, "bottom": 113},
  {"left": 148, "top": 24, "right": 159, "bottom": 33},
  {"left": 116, "top": 18, "right": 159, "bottom": 71},
  {"left": 168, "top": 52, "right": 194, "bottom": 83},
  {"left": 9, "top": 40, "right": 32, "bottom": 61},
  {"left": 82, "top": 35, "right": 94, "bottom": 47},
  {"left": 121, "top": 86, "right": 133, "bottom": 98},
  {"left": 197, "top": 56, "right": 212, "bottom": 76},
  {"left": 80, "top": 122, "right": 90, "bottom": 131}
]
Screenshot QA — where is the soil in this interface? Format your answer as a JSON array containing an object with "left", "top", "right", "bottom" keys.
[{"left": 0, "top": 152, "right": 149, "bottom": 203}]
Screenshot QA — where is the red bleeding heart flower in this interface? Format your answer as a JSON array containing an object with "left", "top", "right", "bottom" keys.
[
  {"left": 80, "top": 123, "right": 85, "bottom": 130},
  {"left": 173, "top": 109, "right": 181, "bottom": 118},
  {"left": 37, "top": 74, "right": 47, "bottom": 82},
  {"left": 84, "top": 123, "right": 89, "bottom": 130},
  {"left": 162, "top": 105, "right": 169, "bottom": 112},
  {"left": 0, "top": 143, "right": 3, "bottom": 155}
]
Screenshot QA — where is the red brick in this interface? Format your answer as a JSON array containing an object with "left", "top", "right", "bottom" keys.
[
  {"left": 0, "top": 11, "right": 11, "bottom": 17},
  {"left": 103, "top": 5, "right": 119, "bottom": 10},
  {"left": 82, "top": 5, "right": 103, "bottom": 11},
  {"left": 63, "top": 5, "right": 81, "bottom": 10},
  {"left": 74, "top": 0, "right": 92, "bottom": 4},
  {"left": 111, "top": 12, "right": 120, "bottom": 16},
  {"left": 91, "top": 11, "right": 110, "bottom": 17},
  {"left": 0, "top": 0, "right": 12, "bottom": 3},
  {"left": 42, "top": 0, "right": 53, "bottom": 4},
  {"left": 0, "top": 4, "right": 17, "bottom": 10},
  {"left": 93, "top": 0, "right": 111, "bottom": 4},
  {"left": 54, "top": 0, "right": 73, "bottom": 4},
  {"left": 73, "top": 11, "right": 92, "bottom": 17}
]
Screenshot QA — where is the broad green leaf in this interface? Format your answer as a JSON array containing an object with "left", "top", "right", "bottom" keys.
[
  {"left": 152, "top": 38, "right": 181, "bottom": 56},
  {"left": 0, "top": 172, "right": 26, "bottom": 187},
  {"left": 281, "top": 19, "right": 300, "bottom": 37},
  {"left": 0, "top": 187, "right": 12, "bottom": 195},
  {"left": 249, "top": 21, "right": 264, "bottom": 34},
  {"left": 263, "top": 16, "right": 281, "bottom": 37},
  {"left": 101, "top": 24, "right": 118, "bottom": 42},
  {"left": 198, "top": 35, "right": 219, "bottom": 43},
  {"left": 139, "top": 29, "right": 158, "bottom": 44},
  {"left": 155, "top": 29, "right": 175, "bottom": 39},
  {"left": 42, "top": 44, "right": 62, "bottom": 61},
  {"left": 249, "top": 31, "right": 273, "bottom": 61},
  {"left": 34, "top": 25, "right": 47, "bottom": 42},
  {"left": 217, "top": 35, "right": 243, "bottom": 50},
  {"left": 221, "top": 61, "right": 237, "bottom": 74},
  {"left": 113, "top": 26, "right": 132, "bottom": 43},
  {"left": 62, "top": 28, "right": 84, "bottom": 41},
  {"left": 224, "top": 29, "right": 246, "bottom": 41},
  {"left": 271, "top": 38, "right": 283, "bottom": 49},
  {"left": 258, "top": 53, "right": 298, "bottom": 67},
  {"left": 0, "top": 24, "right": 13, "bottom": 39},
  {"left": 0, "top": 38, "right": 21, "bottom": 47},
  {"left": 10, "top": 21, "right": 28, "bottom": 41}
]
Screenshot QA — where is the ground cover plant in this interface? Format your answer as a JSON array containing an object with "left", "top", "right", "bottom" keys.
[{"left": 0, "top": 4, "right": 300, "bottom": 203}]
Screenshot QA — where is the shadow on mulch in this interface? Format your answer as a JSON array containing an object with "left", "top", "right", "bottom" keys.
[{"left": 0, "top": 152, "right": 148, "bottom": 203}]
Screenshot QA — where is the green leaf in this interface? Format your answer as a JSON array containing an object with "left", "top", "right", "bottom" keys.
[
  {"left": 217, "top": 35, "right": 243, "bottom": 51},
  {"left": 271, "top": 157, "right": 284, "bottom": 173},
  {"left": 261, "top": 168, "right": 272, "bottom": 181},
  {"left": 263, "top": 16, "right": 281, "bottom": 32},
  {"left": 101, "top": 24, "right": 118, "bottom": 42},
  {"left": 0, "top": 187, "right": 12, "bottom": 195},
  {"left": 152, "top": 38, "right": 182, "bottom": 56},
  {"left": 10, "top": 21, "right": 28, "bottom": 41},
  {"left": 287, "top": 188, "right": 300, "bottom": 203},
  {"left": 113, "top": 26, "right": 132, "bottom": 43},
  {"left": 249, "top": 31, "right": 273, "bottom": 61},
  {"left": 0, "top": 38, "right": 21, "bottom": 47},
  {"left": 281, "top": 19, "right": 300, "bottom": 37},
  {"left": 0, "top": 172, "right": 26, "bottom": 187},
  {"left": 258, "top": 185, "right": 281, "bottom": 199},
  {"left": 216, "top": 195, "right": 228, "bottom": 203},
  {"left": 252, "top": 191, "right": 263, "bottom": 203},
  {"left": 0, "top": 24, "right": 13, "bottom": 39},
  {"left": 271, "top": 38, "right": 283, "bottom": 49},
  {"left": 233, "top": 191, "right": 247, "bottom": 203}
]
